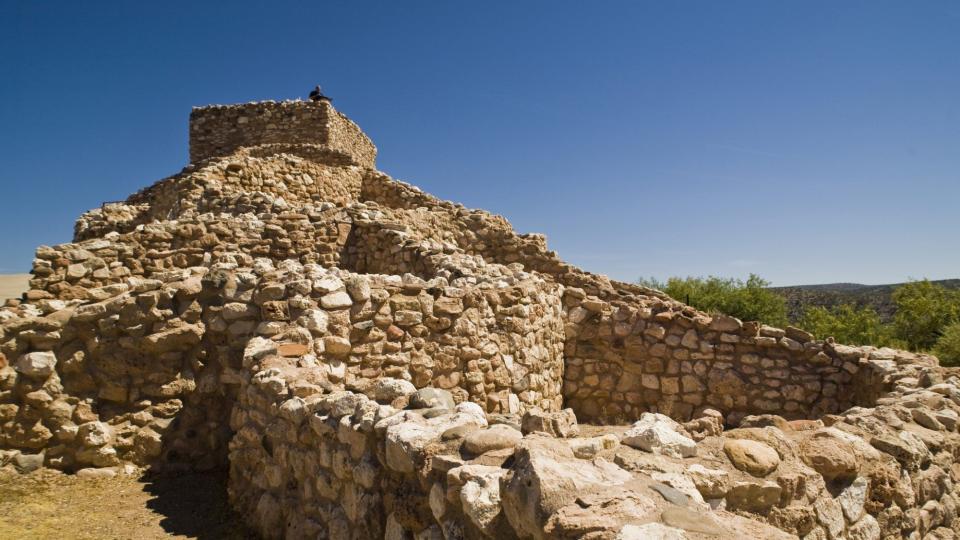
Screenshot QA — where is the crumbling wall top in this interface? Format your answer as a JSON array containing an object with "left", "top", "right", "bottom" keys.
[{"left": 188, "top": 99, "right": 376, "bottom": 168}]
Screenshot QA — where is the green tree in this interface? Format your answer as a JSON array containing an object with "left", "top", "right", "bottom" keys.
[
  {"left": 799, "top": 304, "right": 897, "bottom": 347},
  {"left": 933, "top": 322, "right": 960, "bottom": 367},
  {"left": 638, "top": 274, "right": 788, "bottom": 327},
  {"left": 892, "top": 280, "right": 960, "bottom": 350}
]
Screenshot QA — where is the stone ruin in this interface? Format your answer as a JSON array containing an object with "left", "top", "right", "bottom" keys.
[{"left": 1, "top": 96, "right": 958, "bottom": 540}]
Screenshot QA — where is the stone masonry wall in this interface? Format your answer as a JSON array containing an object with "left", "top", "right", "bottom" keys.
[
  {"left": 4, "top": 96, "right": 960, "bottom": 539},
  {"left": 1, "top": 252, "right": 564, "bottom": 473},
  {"left": 189, "top": 100, "right": 376, "bottom": 168},
  {"left": 559, "top": 287, "right": 931, "bottom": 425}
]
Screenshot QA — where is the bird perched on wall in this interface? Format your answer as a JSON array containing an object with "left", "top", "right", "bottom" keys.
[{"left": 309, "top": 85, "right": 331, "bottom": 102}]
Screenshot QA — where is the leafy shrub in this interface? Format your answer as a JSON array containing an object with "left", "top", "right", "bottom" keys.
[
  {"left": 892, "top": 280, "right": 960, "bottom": 350},
  {"left": 933, "top": 322, "right": 960, "bottom": 367},
  {"left": 637, "top": 274, "right": 788, "bottom": 327},
  {"left": 798, "top": 304, "right": 899, "bottom": 347}
]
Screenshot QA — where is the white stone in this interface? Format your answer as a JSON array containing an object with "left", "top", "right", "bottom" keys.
[
  {"left": 15, "top": 351, "right": 57, "bottom": 379},
  {"left": 313, "top": 275, "right": 344, "bottom": 294},
  {"left": 686, "top": 463, "right": 729, "bottom": 499},
  {"left": 621, "top": 413, "right": 696, "bottom": 458},
  {"left": 814, "top": 496, "right": 844, "bottom": 539},
  {"left": 454, "top": 401, "right": 488, "bottom": 426},
  {"left": 429, "top": 482, "right": 447, "bottom": 521},
  {"left": 373, "top": 378, "right": 417, "bottom": 402},
  {"left": 76, "top": 467, "right": 117, "bottom": 479},
  {"left": 837, "top": 476, "right": 868, "bottom": 522},
  {"left": 455, "top": 465, "right": 506, "bottom": 535},
  {"left": 301, "top": 309, "right": 329, "bottom": 334},
  {"left": 320, "top": 291, "right": 353, "bottom": 309},
  {"left": 77, "top": 421, "right": 112, "bottom": 448},
  {"left": 569, "top": 434, "right": 620, "bottom": 459}
]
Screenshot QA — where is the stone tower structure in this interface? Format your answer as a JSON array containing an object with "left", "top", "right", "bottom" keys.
[
  {"left": 0, "top": 95, "right": 957, "bottom": 540},
  {"left": 188, "top": 100, "right": 376, "bottom": 167}
]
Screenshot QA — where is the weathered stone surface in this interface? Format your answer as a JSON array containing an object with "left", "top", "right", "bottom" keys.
[
  {"left": 870, "top": 430, "right": 930, "bottom": 470},
  {"left": 846, "top": 514, "right": 880, "bottom": 540},
  {"left": 568, "top": 434, "right": 619, "bottom": 459},
  {"left": 837, "top": 476, "right": 868, "bottom": 522},
  {"left": 621, "top": 413, "right": 696, "bottom": 458},
  {"left": 449, "top": 464, "right": 506, "bottom": 536},
  {"left": 372, "top": 378, "right": 417, "bottom": 403},
  {"left": 410, "top": 388, "right": 456, "bottom": 411},
  {"left": 660, "top": 506, "right": 725, "bottom": 536},
  {"left": 520, "top": 408, "right": 578, "bottom": 438},
  {"left": 723, "top": 438, "right": 780, "bottom": 477},
  {"left": 813, "top": 496, "right": 844, "bottom": 539},
  {"left": 687, "top": 463, "right": 729, "bottom": 499},
  {"left": 800, "top": 428, "right": 860, "bottom": 481},
  {"left": 501, "top": 438, "right": 631, "bottom": 539},
  {"left": 725, "top": 481, "right": 781, "bottom": 513},
  {"left": 616, "top": 522, "right": 687, "bottom": 539},
  {"left": 462, "top": 424, "right": 523, "bottom": 455},
  {"left": 15, "top": 351, "right": 56, "bottom": 379}
]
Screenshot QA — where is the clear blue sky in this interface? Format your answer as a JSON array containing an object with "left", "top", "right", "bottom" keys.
[{"left": 2, "top": 1, "right": 958, "bottom": 285}]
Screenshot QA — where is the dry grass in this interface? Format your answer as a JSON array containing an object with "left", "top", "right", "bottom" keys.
[{"left": 0, "top": 468, "right": 254, "bottom": 539}]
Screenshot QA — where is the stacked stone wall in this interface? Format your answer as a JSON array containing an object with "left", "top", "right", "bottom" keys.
[
  {"left": 188, "top": 100, "right": 376, "bottom": 167},
  {"left": 75, "top": 154, "right": 365, "bottom": 242},
  {"left": 559, "top": 288, "right": 934, "bottom": 425},
  {"left": 2, "top": 253, "right": 565, "bottom": 474}
]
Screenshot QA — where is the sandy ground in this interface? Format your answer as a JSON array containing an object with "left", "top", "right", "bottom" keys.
[
  {"left": 0, "top": 469, "right": 255, "bottom": 539},
  {"left": 0, "top": 273, "right": 30, "bottom": 302}
]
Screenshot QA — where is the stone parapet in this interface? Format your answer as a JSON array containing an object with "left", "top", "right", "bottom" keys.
[{"left": 188, "top": 100, "right": 376, "bottom": 168}]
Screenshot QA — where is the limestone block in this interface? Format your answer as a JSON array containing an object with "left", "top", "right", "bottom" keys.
[
  {"left": 621, "top": 413, "right": 696, "bottom": 458},
  {"left": 15, "top": 351, "right": 57, "bottom": 379},
  {"left": 462, "top": 424, "right": 523, "bottom": 455}
]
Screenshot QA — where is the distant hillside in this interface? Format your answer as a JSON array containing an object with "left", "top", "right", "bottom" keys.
[{"left": 771, "top": 279, "right": 960, "bottom": 323}]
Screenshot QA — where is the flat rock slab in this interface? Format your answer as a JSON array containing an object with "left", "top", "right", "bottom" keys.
[
  {"left": 277, "top": 342, "right": 310, "bottom": 357},
  {"left": 661, "top": 506, "right": 725, "bottom": 535},
  {"left": 650, "top": 482, "right": 688, "bottom": 507}
]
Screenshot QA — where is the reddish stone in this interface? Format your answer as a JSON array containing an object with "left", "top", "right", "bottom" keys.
[{"left": 278, "top": 342, "right": 310, "bottom": 357}]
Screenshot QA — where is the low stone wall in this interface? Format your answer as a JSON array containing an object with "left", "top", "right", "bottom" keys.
[{"left": 560, "top": 286, "right": 937, "bottom": 425}]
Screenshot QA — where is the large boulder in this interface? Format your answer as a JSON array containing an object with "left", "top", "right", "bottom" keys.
[
  {"left": 384, "top": 406, "right": 487, "bottom": 473},
  {"left": 621, "top": 413, "right": 696, "bottom": 458},
  {"left": 799, "top": 429, "right": 860, "bottom": 481},
  {"left": 869, "top": 430, "right": 930, "bottom": 471},
  {"left": 501, "top": 438, "right": 632, "bottom": 539},
  {"left": 546, "top": 489, "right": 656, "bottom": 539}
]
